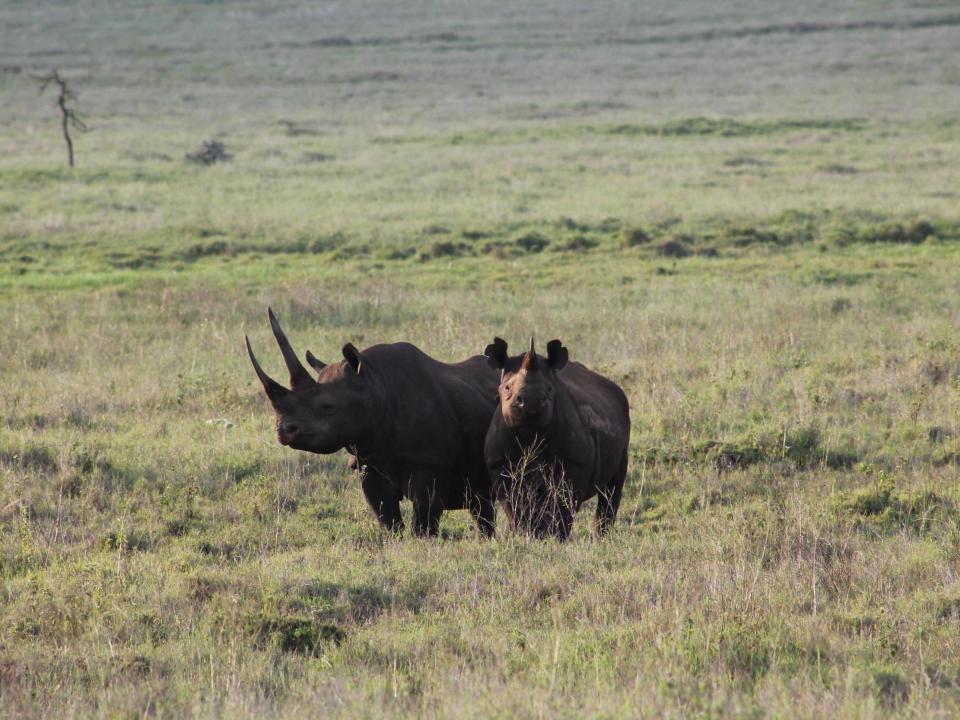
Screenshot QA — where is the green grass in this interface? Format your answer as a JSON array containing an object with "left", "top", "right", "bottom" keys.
[{"left": 3, "top": 1, "right": 960, "bottom": 717}]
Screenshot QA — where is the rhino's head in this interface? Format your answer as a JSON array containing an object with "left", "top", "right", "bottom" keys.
[
  {"left": 246, "top": 308, "right": 375, "bottom": 454},
  {"left": 485, "top": 336, "right": 568, "bottom": 431}
]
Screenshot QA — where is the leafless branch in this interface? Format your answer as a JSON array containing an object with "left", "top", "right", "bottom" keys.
[{"left": 33, "top": 69, "right": 89, "bottom": 168}]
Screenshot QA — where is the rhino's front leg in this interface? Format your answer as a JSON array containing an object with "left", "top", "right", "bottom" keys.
[
  {"left": 360, "top": 466, "right": 404, "bottom": 534},
  {"left": 534, "top": 462, "right": 582, "bottom": 541},
  {"left": 469, "top": 491, "right": 496, "bottom": 538},
  {"left": 488, "top": 462, "right": 519, "bottom": 532}
]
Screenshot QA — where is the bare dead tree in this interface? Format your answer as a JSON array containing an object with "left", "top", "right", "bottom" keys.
[{"left": 34, "top": 69, "right": 88, "bottom": 168}]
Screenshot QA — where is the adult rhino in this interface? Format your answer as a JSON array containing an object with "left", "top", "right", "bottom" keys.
[
  {"left": 483, "top": 337, "right": 630, "bottom": 540},
  {"left": 246, "top": 309, "right": 499, "bottom": 537}
]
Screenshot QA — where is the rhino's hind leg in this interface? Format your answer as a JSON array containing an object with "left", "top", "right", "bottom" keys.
[
  {"left": 409, "top": 473, "right": 443, "bottom": 538},
  {"left": 361, "top": 469, "right": 404, "bottom": 534},
  {"left": 595, "top": 448, "right": 627, "bottom": 536}
]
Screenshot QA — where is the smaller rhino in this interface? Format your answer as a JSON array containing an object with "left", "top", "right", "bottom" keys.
[{"left": 484, "top": 337, "right": 630, "bottom": 540}]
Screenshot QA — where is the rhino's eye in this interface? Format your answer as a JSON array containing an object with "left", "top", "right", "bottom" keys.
[{"left": 317, "top": 403, "right": 337, "bottom": 414}]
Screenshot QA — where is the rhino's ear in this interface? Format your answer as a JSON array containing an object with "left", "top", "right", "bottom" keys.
[
  {"left": 342, "top": 343, "right": 363, "bottom": 374},
  {"left": 485, "top": 337, "right": 508, "bottom": 370},
  {"left": 305, "top": 350, "right": 326, "bottom": 372},
  {"left": 546, "top": 339, "right": 568, "bottom": 371}
]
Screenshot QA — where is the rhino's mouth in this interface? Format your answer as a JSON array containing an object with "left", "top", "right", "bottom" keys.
[
  {"left": 281, "top": 430, "right": 347, "bottom": 456},
  {"left": 504, "top": 400, "right": 552, "bottom": 428},
  {"left": 277, "top": 428, "right": 298, "bottom": 446}
]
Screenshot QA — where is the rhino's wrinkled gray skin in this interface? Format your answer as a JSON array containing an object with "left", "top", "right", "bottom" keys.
[
  {"left": 484, "top": 337, "right": 630, "bottom": 540},
  {"left": 247, "top": 309, "right": 499, "bottom": 536}
]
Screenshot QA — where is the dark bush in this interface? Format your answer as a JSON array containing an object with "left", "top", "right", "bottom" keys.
[
  {"left": 841, "top": 477, "right": 953, "bottom": 534},
  {"left": 656, "top": 238, "right": 689, "bottom": 258},
  {"left": 831, "top": 297, "right": 853, "bottom": 314},
  {"left": 249, "top": 614, "right": 345, "bottom": 655},
  {"left": 820, "top": 164, "right": 859, "bottom": 174},
  {"left": 420, "top": 241, "right": 471, "bottom": 261},
  {"left": 623, "top": 227, "right": 651, "bottom": 247},
  {"left": 864, "top": 220, "right": 935, "bottom": 244},
  {"left": 514, "top": 232, "right": 550, "bottom": 253},
  {"left": 555, "top": 235, "right": 598, "bottom": 252},
  {"left": 386, "top": 247, "right": 416, "bottom": 260},
  {"left": 481, "top": 241, "right": 521, "bottom": 258},
  {"left": 183, "top": 241, "right": 229, "bottom": 259},
  {"left": 0, "top": 445, "right": 59, "bottom": 472},
  {"left": 557, "top": 217, "right": 589, "bottom": 231},
  {"left": 185, "top": 140, "right": 231, "bottom": 165},
  {"left": 719, "top": 225, "right": 780, "bottom": 247}
]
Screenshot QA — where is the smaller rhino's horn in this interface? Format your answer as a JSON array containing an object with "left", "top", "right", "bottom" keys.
[{"left": 521, "top": 336, "right": 539, "bottom": 371}]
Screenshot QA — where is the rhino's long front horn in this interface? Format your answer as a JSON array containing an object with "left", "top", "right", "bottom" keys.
[
  {"left": 522, "top": 335, "right": 539, "bottom": 371},
  {"left": 246, "top": 335, "right": 289, "bottom": 405},
  {"left": 268, "top": 307, "right": 315, "bottom": 388}
]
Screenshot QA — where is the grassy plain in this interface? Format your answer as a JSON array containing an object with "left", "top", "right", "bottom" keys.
[{"left": 2, "top": 1, "right": 960, "bottom": 717}]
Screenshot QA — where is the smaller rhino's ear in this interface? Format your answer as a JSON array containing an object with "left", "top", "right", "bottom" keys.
[
  {"left": 546, "top": 339, "right": 568, "bottom": 371},
  {"left": 342, "top": 343, "right": 363, "bottom": 374},
  {"left": 305, "top": 350, "right": 326, "bottom": 372},
  {"left": 485, "top": 337, "right": 508, "bottom": 370}
]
